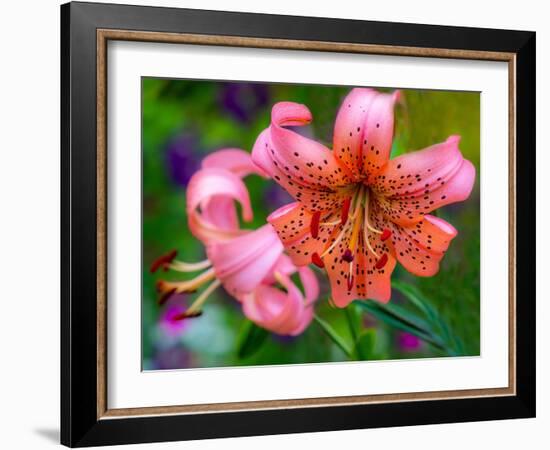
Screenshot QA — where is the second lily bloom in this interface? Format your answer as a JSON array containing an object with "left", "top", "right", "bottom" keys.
[{"left": 153, "top": 149, "right": 319, "bottom": 336}]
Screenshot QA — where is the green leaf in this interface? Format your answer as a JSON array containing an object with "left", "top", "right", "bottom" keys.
[
  {"left": 355, "top": 329, "right": 376, "bottom": 359},
  {"left": 236, "top": 320, "right": 269, "bottom": 359},
  {"left": 354, "top": 300, "right": 452, "bottom": 354},
  {"left": 314, "top": 314, "right": 353, "bottom": 358},
  {"left": 392, "top": 280, "right": 438, "bottom": 322},
  {"left": 392, "top": 281, "right": 464, "bottom": 356}
]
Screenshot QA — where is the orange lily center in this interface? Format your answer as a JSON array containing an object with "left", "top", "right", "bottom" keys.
[{"left": 309, "top": 185, "right": 392, "bottom": 291}]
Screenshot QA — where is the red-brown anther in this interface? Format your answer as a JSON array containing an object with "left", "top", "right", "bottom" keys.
[
  {"left": 311, "top": 252, "right": 325, "bottom": 268},
  {"left": 172, "top": 310, "right": 203, "bottom": 320},
  {"left": 342, "top": 248, "right": 354, "bottom": 262},
  {"left": 150, "top": 249, "right": 178, "bottom": 273},
  {"left": 380, "top": 229, "right": 392, "bottom": 242},
  {"left": 155, "top": 279, "right": 165, "bottom": 292},
  {"left": 340, "top": 197, "right": 352, "bottom": 225},
  {"left": 347, "top": 275, "right": 354, "bottom": 291},
  {"left": 375, "top": 253, "right": 388, "bottom": 270},
  {"left": 157, "top": 287, "right": 177, "bottom": 306},
  {"left": 310, "top": 211, "right": 321, "bottom": 239}
]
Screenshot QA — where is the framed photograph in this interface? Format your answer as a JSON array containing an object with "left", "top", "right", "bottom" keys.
[{"left": 60, "top": 1, "right": 536, "bottom": 447}]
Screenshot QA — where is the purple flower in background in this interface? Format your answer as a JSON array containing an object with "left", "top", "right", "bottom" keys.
[
  {"left": 264, "top": 184, "right": 294, "bottom": 210},
  {"left": 272, "top": 334, "right": 298, "bottom": 345},
  {"left": 220, "top": 83, "right": 269, "bottom": 123},
  {"left": 152, "top": 347, "right": 193, "bottom": 370},
  {"left": 165, "top": 134, "right": 201, "bottom": 187},
  {"left": 397, "top": 332, "right": 422, "bottom": 352},
  {"left": 158, "top": 294, "right": 190, "bottom": 338}
]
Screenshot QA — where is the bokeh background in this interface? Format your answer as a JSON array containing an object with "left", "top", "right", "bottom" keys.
[{"left": 142, "top": 78, "right": 480, "bottom": 370}]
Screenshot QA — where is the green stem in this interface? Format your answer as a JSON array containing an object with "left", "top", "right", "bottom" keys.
[
  {"left": 344, "top": 307, "right": 360, "bottom": 360},
  {"left": 314, "top": 314, "right": 353, "bottom": 359}
]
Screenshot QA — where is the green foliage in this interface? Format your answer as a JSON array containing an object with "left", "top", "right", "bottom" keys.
[
  {"left": 314, "top": 314, "right": 353, "bottom": 358},
  {"left": 237, "top": 321, "right": 270, "bottom": 359}
]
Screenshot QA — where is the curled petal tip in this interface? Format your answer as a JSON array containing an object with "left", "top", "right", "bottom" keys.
[
  {"left": 271, "top": 101, "right": 312, "bottom": 127},
  {"left": 446, "top": 134, "right": 461, "bottom": 145}
]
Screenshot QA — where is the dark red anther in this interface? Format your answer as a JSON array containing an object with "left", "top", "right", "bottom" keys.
[
  {"left": 340, "top": 197, "right": 352, "bottom": 225},
  {"left": 380, "top": 229, "right": 392, "bottom": 241},
  {"left": 310, "top": 211, "right": 321, "bottom": 239},
  {"left": 158, "top": 287, "right": 177, "bottom": 306},
  {"left": 150, "top": 249, "right": 178, "bottom": 273},
  {"left": 155, "top": 280, "right": 165, "bottom": 292},
  {"left": 172, "top": 310, "right": 203, "bottom": 320},
  {"left": 311, "top": 252, "right": 325, "bottom": 269},
  {"left": 342, "top": 248, "right": 354, "bottom": 262},
  {"left": 347, "top": 275, "right": 354, "bottom": 291},
  {"left": 375, "top": 253, "right": 388, "bottom": 270}
]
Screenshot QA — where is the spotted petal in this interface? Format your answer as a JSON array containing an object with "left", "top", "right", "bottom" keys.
[
  {"left": 333, "top": 88, "right": 400, "bottom": 181},
  {"left": 372, "top": 136, "right": 476, "bottom": 225},
  {"left": 386, "top": 215, "right": 458, "bottom": 276},
  {"left": 268, "top": 202, "right": 343, "bottom": 266},
  {"left": 252, "top": 102, "right": 353, "bottom": 212}
]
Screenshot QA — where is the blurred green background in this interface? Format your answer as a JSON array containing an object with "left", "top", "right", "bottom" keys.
[{"left": 142, "top": 78, "right": 480, "bottom": 370}]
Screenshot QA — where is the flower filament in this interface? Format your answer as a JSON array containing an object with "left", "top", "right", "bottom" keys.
[{"left": 151, "top": 250, "right": 220, "bottom": 319}]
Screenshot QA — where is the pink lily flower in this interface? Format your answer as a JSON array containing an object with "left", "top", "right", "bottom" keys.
[
  {"left": 252, "top": 88, "right": 475, "bottom": 307},
  {"left": 152, "top": 148, "right": 319, "bottom": 336}
]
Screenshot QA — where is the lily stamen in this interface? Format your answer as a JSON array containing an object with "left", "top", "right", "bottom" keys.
[
  {"left": 362, "top": 213, "right": 380, "bottom": 259},
  {"left": 158, "top": 287, "right": 177, "bottom": 306},
  {"left": 340, "top": 197, "right": 352, "bottom": 225},
  {"left": 310, "top": 211, "right": 321, "bottom": 238},
  {"left": 157, "top": 267, "right": 216, "bottom": 295},
  {"left": 311, "top": 252, "right": 325, "bottom": 268},
  {"left": 342, "top": 249, "right": 354, "bottom": 262},
  {"left": 375, "top": 253, "right": 389, "bottom": 270},
  {"left": 347, "top": 273, "right": 354, "bottom": 291},
  {"left": 169, "top": 259, "right": 212, "bottom": 272},
  {"left": 150, "top": 249, "right": 178, "bottom": 273},
  {"left": 380, "top": 229, "right": 392, "bottom": 241},
  {"left": 320, "top": 218, "right": 354, "bottom": 258},
  {"left": 183, "top": 279, "right": 222, "bottom": 317},
  {"left": 172, "top": 310, "right": 203, "bottom": 320}
]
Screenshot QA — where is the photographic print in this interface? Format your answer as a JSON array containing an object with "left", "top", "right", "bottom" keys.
[{"left": 142, "top": 79, "right": 480, "bottom": 370}]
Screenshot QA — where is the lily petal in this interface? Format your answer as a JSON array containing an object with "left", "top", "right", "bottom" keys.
[
  {"left": 268, "top": 202, "right": 342, "bottom": 266},
  {"left": 298, "top": 266, "right": 320, "bottom": 305},
  {"left": 325, "top": 229, "right": 396, "bottom": 307},
  {"left": 387, "top": 214, "right": 458, "bottom": 276},
  {"left": 207, "top": 224, "right": 284, "bottom": 296},
  {"left": 202, "top": 147, "right": 268, "bottom": 178},
  {"left": 251, "top": 103, "right": 353, "bottom": 212},
  {"left": 372, "top": 136, "right": 476, "bottom": 225},
  {"left": 333, "top": 88, "right": 400, "bottom": 181},
  {"left": 187, "top": 167, "right": 253, "bottom": 243},
  {"left": 359, "top": 244, "right": 396, "bottom": 304},
  {"left": 241, "top": 268, "right": 317, "bottom": 336},
  {"left": 241, "top": 283, "right": 301, "bottom": 335}
]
